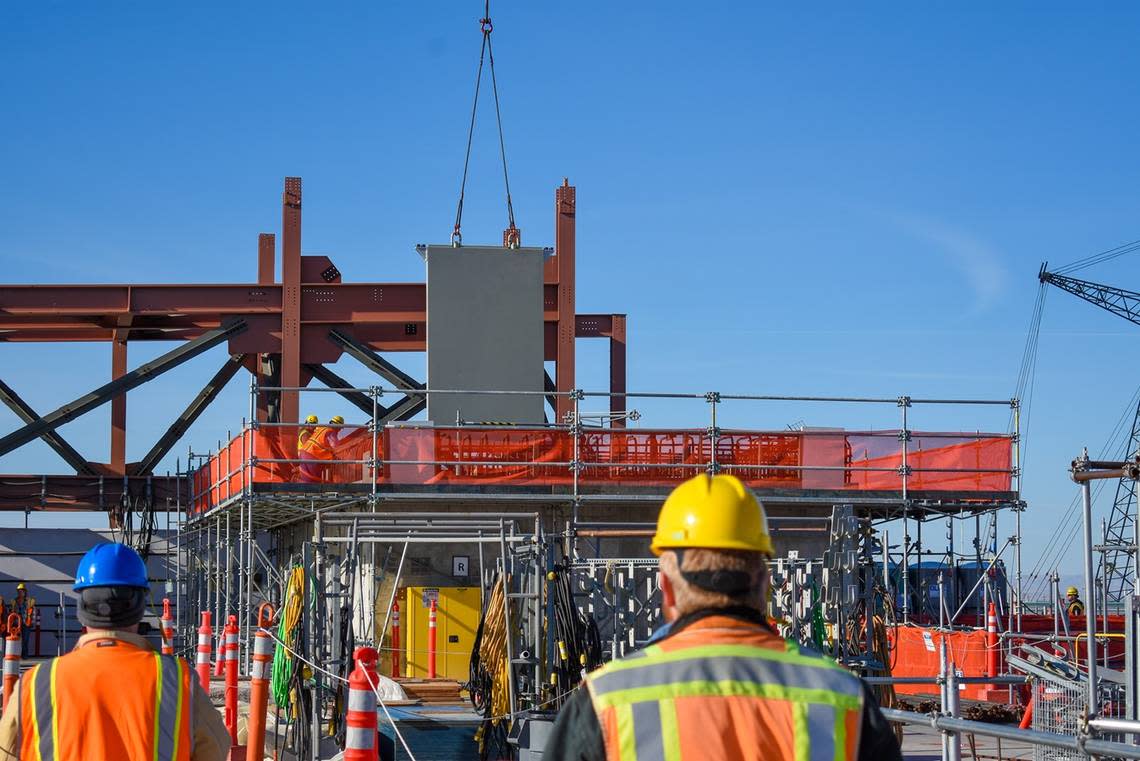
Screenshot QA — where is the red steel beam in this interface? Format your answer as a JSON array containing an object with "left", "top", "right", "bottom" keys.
[
  {"left": 610, "top": 314, "right": 627, "bottom": 426},
  {"left": 110, "top": 338, "right": 128, "bottom": 474},
  {"left": 554, "top": 180, "right": 576, "bottom": 422},
  {"left": 280, "top": 178, "right": 302, "bottom": 423}
]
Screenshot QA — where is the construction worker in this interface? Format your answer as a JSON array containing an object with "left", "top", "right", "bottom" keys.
[
  {"left": 1066, "top": 586, "right": 1085, "bottom": 617},
  {"left": 546, "top": 474, "right": 902, "bottom": 761},
  {"left": 12, "top": 583, "right": 34, "bottom": 658},
  {"left": 296, "top": 415, "right": 342, "bottom": 483},
  {"left": 298, "top": 413, "right": 319, "bottom": 449},
  {"left": 0, "top": 542, "right": 230, "bottom": 760}
]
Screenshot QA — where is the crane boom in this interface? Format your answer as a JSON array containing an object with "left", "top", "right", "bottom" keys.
[
  {"left": 1039, "top": 262, "right": 1140, "bottom": 602},
  {"left": 1039, "top": 264, "right": 1140, "bottom": 327}
]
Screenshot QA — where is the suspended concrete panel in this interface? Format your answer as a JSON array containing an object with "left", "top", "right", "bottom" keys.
[{"left": 422, "top": 244, "right": 548, "bottom": 425}]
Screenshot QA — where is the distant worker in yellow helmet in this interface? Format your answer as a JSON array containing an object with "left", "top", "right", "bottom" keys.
[
  {"left": 546, "top": 473, "right": 902, "bottom": 761},
  {"left": 297, "top": 414, "right": 344, "bottom": 483},
  {"left": 298, "top": 414, "right": 319, "bottom": 450},
  {"left": 1066, "top": 586, "right": 1085, "bottom": 617},
  {"left": 12, "top": 583, "right": 34, "bottom": 658}
]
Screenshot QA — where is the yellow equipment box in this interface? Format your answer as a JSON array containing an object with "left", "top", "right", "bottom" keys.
[{"left": 403, "top": 586, "right": 481, "bottom": 680}]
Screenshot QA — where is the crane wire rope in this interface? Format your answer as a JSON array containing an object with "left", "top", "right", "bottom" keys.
[
  {"left": 452, "top": 0, "right": 518, "bottom": 247},
  {"left": 1023, "top": 385, "right": 1140, "bottom": 602},
  {"left": 1053, "top": 238, "right": 1140, "bottom": 276}
]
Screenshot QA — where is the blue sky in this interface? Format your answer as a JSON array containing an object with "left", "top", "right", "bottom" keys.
[{"left": 2, "top": 3, "right": 1140, "bottom": 594}]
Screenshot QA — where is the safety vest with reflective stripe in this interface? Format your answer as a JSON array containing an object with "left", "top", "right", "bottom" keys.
[
  {"left": 298, "top": 427, "right": 335, "bottom": 460},
  {"left": 585, "top": 615, "right": 865, "bottom": 761},
  {"left": 19, "top": 637, "right": 192, "bottom": 761}
]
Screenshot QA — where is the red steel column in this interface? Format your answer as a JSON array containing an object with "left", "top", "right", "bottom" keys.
[
  {"left": 257, "top": 232, "right": 277, "bottom": 424},
  {"left": 609, "top": 315, "right": 627, "bottom": 426},
  {"left": 280, "top": 178, "right": 302, "bottom": 424},
  {"left": 554, "top": 180, "right": 576, "bottom": 423},
  {"left": 111, "top": 338, "right": 128, "bottom": 473}
]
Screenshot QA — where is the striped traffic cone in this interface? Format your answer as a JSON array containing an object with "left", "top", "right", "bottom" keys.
[
  {"left": 345, "top": 646, "right": 379, "bottom": 761},
  {"left": 224, "top": 615, "right": 239, "bottom": 744},
  {"left": 196, "top": 611, "right": 213, "bottom": 692},
  {"left": 161, "top": 598, "right": 175, "bottom": 656},
  {"left": 2, "top": 614, "right": 20, "bottom": 711},
  {"left": 247, "top": 604, "right": 275, "bottom": 761}
]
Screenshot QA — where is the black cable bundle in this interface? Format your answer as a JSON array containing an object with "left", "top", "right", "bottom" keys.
[{"left": 547, "top": 560, "right": 604, "bottom": 709}]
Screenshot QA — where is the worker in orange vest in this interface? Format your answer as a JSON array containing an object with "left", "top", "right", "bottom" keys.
[
  {"left": 297, "top": 414, "right": 342, "bottom": 482},
  {"left": 546, "top": 474, "right": 902, "bottom": 761},
  {"left": 298, "top": 413, "right": 319, "bottom": 450},
  {"left": 11, "top": 584, "right": 34, "bottom": 658},
  {"left": 0, "top": 542, "right": 230, "bottom": 760}
]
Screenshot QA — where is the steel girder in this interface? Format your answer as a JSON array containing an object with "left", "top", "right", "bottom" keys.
[
  {"left": 134, "top": 354, "right": 247, "bottom": 475},
  {"left": 0, "top": 379, "right": 97, "bottom": 474},
  {"left": 0, "top": 320, "right": 247, "bottom": 458}
]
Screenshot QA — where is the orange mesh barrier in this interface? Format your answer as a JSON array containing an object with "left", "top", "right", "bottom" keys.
[
  {"left": 190, "top": 425, "right": 1013, "bottom": 514},
  {"left": 888, "top": 626, "right": 995, "bottom": 701},
  {"left": 848, "top": 433, "right": 1012, "bottom": 491}
]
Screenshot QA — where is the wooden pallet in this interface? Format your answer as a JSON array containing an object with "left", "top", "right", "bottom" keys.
[{"left": 396, "top": 678, "right": 466, "bottom": 704}]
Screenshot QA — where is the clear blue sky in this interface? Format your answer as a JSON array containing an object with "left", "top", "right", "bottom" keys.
[{"left": 2, "top": 3, "right": 1140, "bottom": 595}]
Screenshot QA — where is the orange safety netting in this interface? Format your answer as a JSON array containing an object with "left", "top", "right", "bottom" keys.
[
  {"left": 888, "top": 626, "right": 996, "bottom": 701},
  {"left": 190, "top": 425, "right": 1013, "bottom": 514}
]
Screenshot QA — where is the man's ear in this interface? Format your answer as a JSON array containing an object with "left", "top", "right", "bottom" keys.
[{"left": 659, "top": 569, "right": 675, "bottom": 609}]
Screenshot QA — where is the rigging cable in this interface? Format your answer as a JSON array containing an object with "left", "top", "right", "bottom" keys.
[
  {"left": 1052, "top": 238, "right": 1140, "bottom": 276},
  {"left": 452, "top": 0, "right": 519, "bottom": 247}
]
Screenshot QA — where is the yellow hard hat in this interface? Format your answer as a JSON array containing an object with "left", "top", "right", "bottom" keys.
[
  {"left": 650, "top": 474, "right": 773, "bottom": 556},
  {"left": 306, "top": 414, "right": 319, "bottom": 424},
  {"left": 330, "top": 415, "right": 344, "bottom": 425},
  {"left": 16, "top": 583, "right": 25, "bottom": 591},
  {"left": 1067, "top": 586, "right": 1080, "bottom": 596}
]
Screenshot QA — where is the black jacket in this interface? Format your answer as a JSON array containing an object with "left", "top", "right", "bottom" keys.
[{"left": 544, "top": 609, "right": 903, "bottom": 761}]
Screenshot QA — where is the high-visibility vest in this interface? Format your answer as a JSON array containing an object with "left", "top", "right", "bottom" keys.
[
  {"left": 1068, "top": 600, "right": 1085, "bottom": 617},
  {"left": 298, "top": 426, "right": 335, "bottom": 460},
  {"left": 297, "top": 426, "right": 313, "bottom": 450},
  {"left": 585, "top": 615, "right": 865, "bottom": 761},
  {"left": 19, "top": 636, "right": 193, "bottom": 761},
  {"left": 13, "top": 597, "right": 33, "bottom": 628}
]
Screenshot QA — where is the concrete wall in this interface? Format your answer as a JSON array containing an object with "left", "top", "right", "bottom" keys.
[
  {"left": 0, "top": 528, "right": 178, "bottom": 656},
  {"left": 423, "top": 244, "right": 546, "bottom": 424}
]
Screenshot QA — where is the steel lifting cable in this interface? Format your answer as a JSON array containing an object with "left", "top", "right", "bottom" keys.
[
  {"left": 452, "top": 0, "right": 519, "bottom": 247},
  {"left": 1053, "top": 238, "right": 1140, "bottom": 276}
]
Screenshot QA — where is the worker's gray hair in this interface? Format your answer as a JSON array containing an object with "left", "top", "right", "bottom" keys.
[{"left": 659, "top": 548, "right": 768, "bottom": 615}]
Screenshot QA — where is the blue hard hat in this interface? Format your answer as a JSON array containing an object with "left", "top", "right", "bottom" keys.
[{"left": 74, "top": 543, "right": 149, "bottom": 591}]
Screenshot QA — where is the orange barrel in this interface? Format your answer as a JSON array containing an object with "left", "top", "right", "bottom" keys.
[
  {"left": 345, "top": 646, "right": 379, "bottom": 761},
  {"left": 161, "top": 598, "right": 175, "bottom": 656},
  {"left": 2, "top": 614, "right": 20, "bottom": 711},
  {"left": 224, "top": 614, "right": 239, "bottom": 744},
  {"left": 390, "top": 601, "right": 400, "bottom": 678},
  {"left": 247, "top": 604, "right": 275, "bottom": 761},
  {"left": 427, "top": 599, "right": 437, "bottom": 679},
  {"left": 196, "top": 611, "right": 213, "bottom": 692},
  {"left": 986, "top": 602, "right": 999, "bottom": 678}
]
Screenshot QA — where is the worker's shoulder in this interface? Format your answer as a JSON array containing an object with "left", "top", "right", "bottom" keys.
[{"left": 783, "top": 641, "right": 867, "bottom": 690}]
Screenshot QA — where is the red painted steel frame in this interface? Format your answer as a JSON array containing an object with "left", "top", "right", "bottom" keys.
[{"left": 0, "top": 178, "right": 628, "bottom": 491}]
